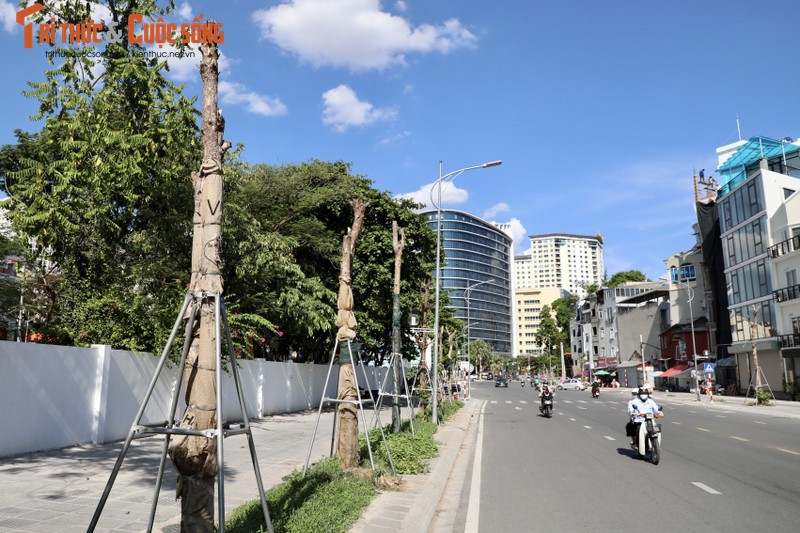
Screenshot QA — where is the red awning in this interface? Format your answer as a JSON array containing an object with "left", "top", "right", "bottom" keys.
[{"left": 659, "top": 364, "right": 690, "bottom": 378}]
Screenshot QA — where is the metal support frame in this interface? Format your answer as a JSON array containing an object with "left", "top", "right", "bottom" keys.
[
  {"left": 88, "top": 292, "right": 273, "bottom": 533},
  {"left": 303, "top": 338, "right": 395, "bottom": 477},
  {"left": 370, "top": 351, "right": 416, "bottom": 435}
]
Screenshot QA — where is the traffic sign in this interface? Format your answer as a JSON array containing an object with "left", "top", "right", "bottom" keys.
[{"left": 703, "top": 363, "right": 715, "bottom": 373}]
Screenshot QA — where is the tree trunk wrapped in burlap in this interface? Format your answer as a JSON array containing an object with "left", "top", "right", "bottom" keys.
[
  {"left": 168, "top": 41, "right": 231, "bottom": 533},
  {"left": 335, "top": 198, "right": 367, "bottom": 469}
]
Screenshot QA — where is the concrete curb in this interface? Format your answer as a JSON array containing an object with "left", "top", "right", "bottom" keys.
[{"left": 400, "top": 400, "right": 483, "bottom": 533}]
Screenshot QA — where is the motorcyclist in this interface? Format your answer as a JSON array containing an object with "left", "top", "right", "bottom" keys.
[
  {"left": 538, "top": 384, "right": 554, "bottom": 408},
  {"left": 626, "top": 387, "right": 663, "bottom": 446},
  {"left": 591, "top": 377, "right": 601, "bottom": 396}
]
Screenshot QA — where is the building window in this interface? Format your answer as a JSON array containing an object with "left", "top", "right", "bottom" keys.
[{"left": 788, "top": 269, "right": 798, "bottom": 288}]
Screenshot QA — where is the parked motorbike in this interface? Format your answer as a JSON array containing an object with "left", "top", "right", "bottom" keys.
[
  {"left": 634, "top": 412, "right": 662, "bottom": 465},
  {"left": 539, "top": 392, "right": 554, "bottom": 418}
]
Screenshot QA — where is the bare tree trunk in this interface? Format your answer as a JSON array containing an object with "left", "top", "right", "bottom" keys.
[
  {"left": 750, "top": 304, "right": 764, "bottom": 402},
  {"left": 169, "top": 42, "right": 231, "bottom": 533},
  {"left": 336, "top": 198, "right": 367, "bottom": 469},
  {"left": 391, "top": 221, "right": 405, "bottom": 433}
]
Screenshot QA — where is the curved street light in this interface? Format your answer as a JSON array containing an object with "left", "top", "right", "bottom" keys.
[{"left": 430, "top": 160, "right": 502, "bottom": 424}]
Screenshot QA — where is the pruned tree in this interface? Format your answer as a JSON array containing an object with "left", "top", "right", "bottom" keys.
[
  {"left": 335, "top": 198, "right": 368, "bottom": 468},
  {"left": 391, "top": 221, "right": 405, "bottom": 432},
  {"left": 168, "top": 41, "right": 230, "bottom": 532}
]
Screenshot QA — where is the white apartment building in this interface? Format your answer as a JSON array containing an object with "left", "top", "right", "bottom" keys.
[
  {"left": 513, "top": 254, "right": 534, "bottom": 289},
  {"left": 528, "top": 233, "right": 604, "bottom": 299}
]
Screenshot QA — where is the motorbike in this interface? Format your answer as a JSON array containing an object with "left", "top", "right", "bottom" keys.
[
  {"left": 521, "top": 380, "right": 525, "bottom": 387},
  {"left": 591, "top": 385, "right": 600, "bottom": 398},
  {"left": 634, "top": 412, "right": 662, "bottom": 465},
  {"left": 539, "top": 392, "right": 554, "bottom": 418}
]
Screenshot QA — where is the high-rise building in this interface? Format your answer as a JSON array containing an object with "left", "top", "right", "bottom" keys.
[
  {"left": 513, "top": 254, "right": 533, "bottom": 289},
  {"left": 528, "top": 233, "right": 604, "bottom": 298},
  {"left": 423, "top": 209, "right": 513, "bottom": 356},
  {"left": 514, "top": 287, "right": 562, "bottom": 357}
]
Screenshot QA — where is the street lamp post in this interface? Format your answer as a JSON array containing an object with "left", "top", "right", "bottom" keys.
[
  {"left": 465, "top": 279, "right": 496, "bottom": 381},
  {"left": 431, "top": 160, "right": 501, "bottom": 424},
  {"left": 677, "top": 277, "right": 701, "bottom": 401}
]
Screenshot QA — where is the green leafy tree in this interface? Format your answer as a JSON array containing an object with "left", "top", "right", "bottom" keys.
[
  {"left": 535, "top": 304, "right": 562, "bottom": 355},
  {"left": 606, "top": 270, "right": 649, "bottom": 287},
  {"left": 2, "top": 0, "right": 199, "bottom": 352}
]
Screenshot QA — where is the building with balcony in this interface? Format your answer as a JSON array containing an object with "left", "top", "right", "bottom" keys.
[
  {"left": 767, "top": 182, "right": 800, "bottom": 392},
  {"left": 528, "top": 233, "right": 604, "bottom": 299},
  {"left": 423, "top": 209, "right": 513, "bottom": 356},
  {"left": 716, "top": 135, "right": 800, "bottom": 397}
]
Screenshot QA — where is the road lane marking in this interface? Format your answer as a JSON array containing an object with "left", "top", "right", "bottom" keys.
[
  {"left": 692, "top": 482, "right": 721, "bottom": 495},
  {"left": 779, "top": 448, "right": 800, "bottom": 456},
  {"left": 754, "top": 421, "right": 767, "bottom": 425},
  {"left": 465, "top": 401, "right": 487, "bottom": 533},
  {"left": 490, "top": 401, "right": 497, "bottom": 404},
  {"left": 578, "top": 406, "right": 587, "bottom": 410},
  {"left": 583, "top": 425, "right": 592, "bottom": 429},
  {"left": 577, "top": 400, "right": 588, "bottom": 403},
  {"left": 671, "top": 421, "right": 682, "bottom": 425},
  {"left": 696, "top": 427, "right": 711, "bottom": 432},
  {"left": 520, "top": 400, "right": 528, "bottom": 404},
  {"left": 569, "top": 417, "right": 576, "bottom": 421},
  {"left": 563, "top": 400, "right": 574, "bottom": 404},
  {"left": 716, "top": 415, "right": 727, "bottom": 418},
  {"left": 689, "top": 410, "right": 697, "bottom": 413},
  {"left": 515, "top": 407, "right": 521, "bottom": 410},
  {"left": 505, "top": 401, "right": 512, "bottom": 404},
  {"left": 730, "top": 436, "right": 749, "bottom": 442},
  {"left": 604, "top": 436, "right": 615, "bottom": 441}
]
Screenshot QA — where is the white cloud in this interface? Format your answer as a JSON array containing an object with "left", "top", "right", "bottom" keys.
[
  {"left": 483, "top": 202, "right": 509, "bottom": 219},
  {"left": 322, "top": 84, "right": 396, "bottom": 131},
  {"left": 395, "top": 1, "right": 408, "bottom": 12},
  {"left": 0, "top": 1, "right": 16, "bottom": 33},
  {"left": 219, "top": 80, "right": 288, "bottom": 117},
  {"left": 177, "top": 1, "right": 193, "bottom": 20},
  {"left": 491, "top": 217, "right": 528, "bottom": 255},
  {"left": 396, "top": 181, "right": 468, "bottom": 209},
  {"left": 252, "top": 0, "right": 477, "bottom": 71},
  {"left": 378, "top": 130, "right": 411, "bottom": 146}
]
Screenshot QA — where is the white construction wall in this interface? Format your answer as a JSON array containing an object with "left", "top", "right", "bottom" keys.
[{"left": 0, "top": 341, "right": 389, "bottom": 458}]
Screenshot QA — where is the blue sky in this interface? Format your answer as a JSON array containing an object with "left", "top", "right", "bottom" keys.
[{"left": 2, "top": 0, "right": 800, "bottom": 281}]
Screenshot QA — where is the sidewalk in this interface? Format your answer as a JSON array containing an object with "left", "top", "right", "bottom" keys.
[
  {"left": 0, "top": 399, "right": 483, "bottom": 533},
  {"left": 0, "top": 409, "right": 339, "bottom": 532}
]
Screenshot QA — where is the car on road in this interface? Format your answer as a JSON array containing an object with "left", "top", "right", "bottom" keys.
[
  {"left": 495, "top": 377, "right": 509, "bottom": 388},
  {"left": 557, "top": 378, "right": 587, "bottom": 391}
]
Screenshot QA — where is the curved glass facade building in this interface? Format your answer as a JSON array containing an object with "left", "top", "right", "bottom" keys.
[{"left": 423, "top": 209, "right": 513, "bottom": 356}]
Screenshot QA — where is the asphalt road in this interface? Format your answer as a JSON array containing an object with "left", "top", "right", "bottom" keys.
[{"left": 460, "top": 381, "right": 800, "bottom": 533}]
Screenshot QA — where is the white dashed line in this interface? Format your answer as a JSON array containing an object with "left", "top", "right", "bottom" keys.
[
  {"left": 490, "top": 400, "right": 497, "bottom": 404},
  {"left": 692, "top": 482, "right": 721, "bottom": 495},
  {"left": 583, "top": 425, "right": 592, "bottom": 429},
  {"left": 578, "top": 406, "right": 587, "bottom": 410},
  {"left": 754, "top": 421, "right": 767, "bottom": 425},
  {"left": 671, "top": 421, "right": 682, "bottom": 425},
  {"left": 604, "top": 436, "right": 615, "bottom": 441},
  {"left": 696, "top": 427, "right": 710, "bottom": 432},
  {"left": 730, "top": 436, "right": 749, "bottom": 442},
  {"left": 520, "top": 400, "right": 528, "bottom": 404},
  {"left": 569, "top": 417, "right": 576, "bottom": 421},
  {"left": 505, "top": 401, "right": 512, "bottom": 404},
  {"left": 563, "top": 400, "right": 574, "bottom": 404}
]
